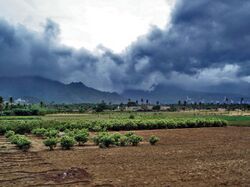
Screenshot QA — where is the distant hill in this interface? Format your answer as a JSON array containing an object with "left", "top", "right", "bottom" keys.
[
  {"left": 122, "top": 84, "right": 250, "bottom": 104},
  {"left": 0, "top": 76, "right": 249, "bottom": 104},
  {"left": 0, "top": 76, "right": 123, "bottom": 104}
]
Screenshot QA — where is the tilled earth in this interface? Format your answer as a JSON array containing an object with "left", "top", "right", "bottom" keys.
[{"left": 0, "top": 127, "right": 249, "bottom": 186}]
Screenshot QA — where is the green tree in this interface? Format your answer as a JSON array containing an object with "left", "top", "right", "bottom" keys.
[
  {"left": 40, "top": 101, "right": 44, "bottom": 108},
  {"left": 0, "top": 96, "right": 3, "bottom": 112},
  {"left": 9, "top": 97, "right": 13, "bottom": 108}
]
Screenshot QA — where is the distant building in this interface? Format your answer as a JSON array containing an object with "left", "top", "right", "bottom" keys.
[{"left": 160, "top": 106, "right": 171, "bottom": 111}]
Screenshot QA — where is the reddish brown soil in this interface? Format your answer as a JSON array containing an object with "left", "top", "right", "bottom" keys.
[{"left": 0, "top": 127, "right": 250, "bottom": 186}]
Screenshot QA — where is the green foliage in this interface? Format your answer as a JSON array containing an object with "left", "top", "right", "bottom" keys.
[
  {"left": 98, "top": 133, "right": 115, "bottom": 148},
  {"left": 60, "top": 136, "right": 75, "bottom": 150},
  {"left": 149, "top": 135, "right": 160, "bottom": 145},
  {"left": 111, "top": 132, "right": 122, "bottom": 145},
  {"left": 0, "top": 118, "right": 228, "bottom": 135},
  {"left": 9, "top": 135, "right": 22, "bottom": 144},
  {"left": 125, "top": 132, "right": 135, "bottom": 137},
  {"left": 43, "top": 138, "right": 58, "bottom": 150},
  {"left": 0, "top": 125, "right": 6, "bottom": 135},
  {"left": 7, "top": 134, "right": 31, "bottom": 151},
  {"left": 127, "top": 135, "right": 143, "bottom": 146},
  {"left": 45, "top": 129, "right": 58, "bottom": 138},
  {"left": 4, "top": 130, "right": 15, "bottom": 138},
  {"left": 92, "top": 132, "right": 108, "bottom": 145},
  {"left": 129, "top": 114, "right": 135, "bottom": 119},
  {"left": 32, "top": 128, "right": 47, "bottom": 137},
  {"left": 16, "top": 136, "right": 31, "bottom": 151},
  {"left": 74, "top": 129, "right": 89, "bottom": 145},
  {"left": 119, "top": 135, "right": 129, "bottom": 146}
]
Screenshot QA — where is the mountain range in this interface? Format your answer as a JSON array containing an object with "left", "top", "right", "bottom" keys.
[{"left": 0, "top": 76, "right": 249, "bottom": 104}]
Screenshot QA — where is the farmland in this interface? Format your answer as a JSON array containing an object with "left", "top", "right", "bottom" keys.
[{"left": 0, "top": 111, "right": 249, "bottom": 186}]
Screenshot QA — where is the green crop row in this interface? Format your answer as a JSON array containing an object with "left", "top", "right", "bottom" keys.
[{"left": 0, "top": 118, "right": 227, "bottom": 135}]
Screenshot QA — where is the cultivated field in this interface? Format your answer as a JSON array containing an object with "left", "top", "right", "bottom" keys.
[{"left": 0, "top": 111, "right": 249, "bottom": 186}]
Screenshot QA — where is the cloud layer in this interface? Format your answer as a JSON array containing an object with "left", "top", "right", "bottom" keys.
[{"left": 0, "top": 0, "right": 250, "bottom": 93}]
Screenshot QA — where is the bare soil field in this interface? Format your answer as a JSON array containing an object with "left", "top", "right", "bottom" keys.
[{"left": 0, "top": 127, "right": 250, "bottom": 186}]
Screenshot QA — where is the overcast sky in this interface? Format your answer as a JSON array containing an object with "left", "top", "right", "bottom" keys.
[
  {"left": 0, "top": 0, "right": 174, "bottom": 52},
  {"left": 0, "top": 0, "right": 249, "bottom": 93}
]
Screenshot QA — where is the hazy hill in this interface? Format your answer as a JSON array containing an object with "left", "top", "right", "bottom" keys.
[
  {"left": 122, "top": 84, "right": 250, "bottom": 104},
  {"left": 0, "top": 76, "right": 249, "bottom": 104},
  {"left": 0, "top": 76, "right": 123, "bottom": 104}
]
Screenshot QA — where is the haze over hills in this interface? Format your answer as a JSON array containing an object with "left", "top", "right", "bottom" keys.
[
  {"left": 0, "top": 76, "right": 249, "bottom": 104},
  {"left": 123, "top": 84, "right": 250, "bottom": 104},
  {"left": 0, "top": 76, "right": 123, "bottom": 104}
]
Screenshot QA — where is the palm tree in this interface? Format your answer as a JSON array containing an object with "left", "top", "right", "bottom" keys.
[
  {"left": 0, "top": 96, "right": 3, "bottom": 111},
  {"left": 40, "top": 101, "right": 44, "bottom": 108},
  {"left": 240, "top": 97, "right": 244, "bottom": 104},
  {"left": 9, "top": 97, "right": 13, "bottom": 105},
  {"left": 0, "top": 96, "right": 3, "bottom": 105},
  {"left": 141, "top": 98, "right": 144, "bottom": 104}
]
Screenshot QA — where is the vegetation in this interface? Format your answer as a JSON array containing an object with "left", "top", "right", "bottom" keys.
[
  {"left": 128, "top": 134, "right": 143, "bottom": 146},
  {"left": 60, "top": 136, "right": 75, "bottom": 150},
  {"left": 4, "top": 130, "right": 15, "bottom": 138},
  {"left": 32, "top": 128, "right": 47, "bottom": 137},
  {"left": 16, "top": 136, "right": 32, "bottom": 151},
  {"left": 149, "top": 135, "right": 160, "bottom": 145},
  {"left": 43, "top": 138, "right": 58, "bottom": 151},
  {"left": 0, "top": 118, "right": 228, "bottom": 135},
  {"left": 74, "top": 129, "right": 89, "bottom": 145},
  {"left": 6, "top": 134, "right": 31, "bottom": 151}
]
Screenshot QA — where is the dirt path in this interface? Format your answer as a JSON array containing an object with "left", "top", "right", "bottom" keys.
[{"left": 0, "top": 127, "right": 250, "bottom": 186}]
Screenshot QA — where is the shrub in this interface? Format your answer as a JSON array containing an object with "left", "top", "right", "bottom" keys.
[
  {"left": 45, "top": 129, "right": 58, "bottom": 138},
  {"left": 5, "top": 130, "right": 15, "bottom": 138},
  {"left": 60, "top": 136, "right": 75, "bottom": 150},
  {"left": 149, "top": 135, "right": 160, "bottom": 145},
  {"left": 32, "top": 128, "right": 47, "bottom": 137},
  {"left": 14, "top": 122, "right": 33, "bottom": 134},
  {"left": 9, "top": 135, "right": 22, "bottom": 144},
  {"left": 125, "top": 132, "right": 135, "bottom": 137},
  {"left": 92, "top": 132, "right": 108, "bottom": 146},
  {"left": 129, "top": 114, "right": 135, "bottom": 119},
  {"left": 74, "top": 129, "right": 89, "bottom": 145},
  {"left": 119, "top": 135, "right": 129, "bottom": 146},
  {"left": 98, "top": 134, "right": 115, "bottom": 148},
  {"left": 15, "top": 136, "right": 31, "bottom": 151},
  {"left": 128, "top": 135, "right": 143, "bottom": 146},
  {"left": 111, "top": 133, "right": 122, "bottom": 146},
  {"left": 0, "top": 126, "right": 6, "bottom": 135},
  {"left": 43, "top": 138, "right": 58, "bottom": 151}
]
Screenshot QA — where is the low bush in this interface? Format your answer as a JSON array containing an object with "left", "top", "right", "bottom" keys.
[
  {"left": 149, "top": 135, "right": 160, "bottom": 145},
  {"left": 7, "top": 135, "right": 32, "bottom": 151},
  {"left": 45, "top": 129, "right": 59, "bottom": 138},
  {"left": 60, "top": 136, "right": 75, "bottom": 150},
  {"left": 111, "top": 133, "right": 122, "bottom": 146},
  {"left": 16, "top": 136, "right": 31, "bottom": 151},
  {"left": 92, "top": 132, "right": 108, "bottom": 146},
  {"left": 0, "top": 126, "right": 6, "bottom": 135},
  {"left": 119, "top": 135, "right": 129, "bottom": 146},
  {"left": 43, "top": 138, "right": 58, "bottom": 151},
  {"left": 32, "top": 128, "right": 47, "bottom": 137},
  {"left": 74, "top": 129, "right": 89, "bottom": 145},
  {"left": 98, "top": 134, "right": 115, "bottom": 148},
  {"left": 127, "top": 135, "right": 143, "bottom": 146},
  {"left": 5, "top": 130, "right": 15, "bottom": 138},
  {"left": 9, "top": 135, "right": 23, "bottom": 144}
]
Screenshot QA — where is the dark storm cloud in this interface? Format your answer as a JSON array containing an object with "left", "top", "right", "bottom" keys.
[
  {"left": 0, "top": 19, "right": 100, "bottom": 83},
  {"left": 0, "top": 0, "right": 250, "bottom": 92},
  {"left": 126, "top": 0, "right": 250, "bottom": 75}
]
